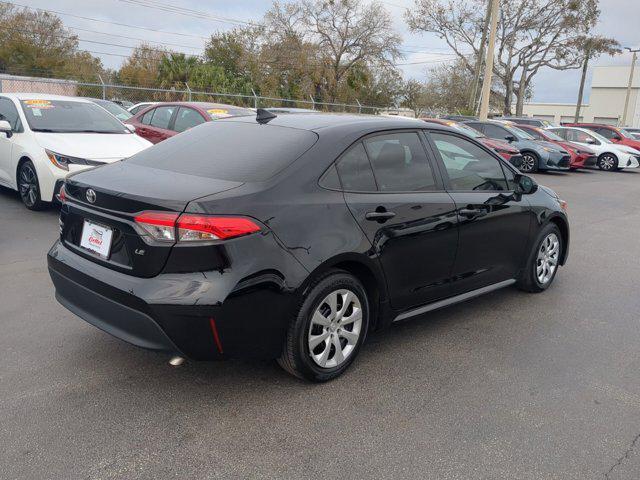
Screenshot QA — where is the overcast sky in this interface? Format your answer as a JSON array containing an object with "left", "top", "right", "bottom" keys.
[{"left": 18, "top": 0, "right": 640, "bottom": 104}]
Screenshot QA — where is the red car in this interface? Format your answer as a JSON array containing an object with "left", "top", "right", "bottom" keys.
[
  {"left": 517, "top": 125, "right": 597, "bottom": 170},
  {"left": 421, "top": 118, "right": 522, "bottom": 164},
  {"left": 126, "top": 102, "right": 253, "bottom": 144},
  {"left": 563, "top": 123, "right": 640, "bottom": 153}
]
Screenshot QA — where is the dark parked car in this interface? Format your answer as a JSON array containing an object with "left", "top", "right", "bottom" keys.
[
  {"left": 126, "top": 102, "right": 253, "bottom": 144},
  {"left": 48, "top": 112, "right": 569, "bottom": 382},
  {"left": 495, "top": 117, "right": 554, "bottom": 128},
  {"left": 464, "top": 120, "right": 570, "bottom": 173}
]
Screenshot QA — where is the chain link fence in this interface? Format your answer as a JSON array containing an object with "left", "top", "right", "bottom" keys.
[{"left": 0, "top": 74, "right": 391, "bottom": 115}]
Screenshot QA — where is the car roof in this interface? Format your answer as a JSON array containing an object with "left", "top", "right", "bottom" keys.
[
  {"left": 144, "top": 101, "right": 252, "bottom": 110},
  {"left": 223, "top": 112, "right": 429, "bottom": 133},
  {"left": 0, "top": 93, "right": 94, "bottom": 102}
]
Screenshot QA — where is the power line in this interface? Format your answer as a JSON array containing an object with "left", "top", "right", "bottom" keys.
[
  {"left": 2, "top": 1, "right": 211, "bottom": 40},
  {"left": 66, "top": 25, "right": 204, "bottom": 51}
]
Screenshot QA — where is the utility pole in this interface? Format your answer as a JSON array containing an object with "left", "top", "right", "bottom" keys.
[
  {"left": 478, "top": 0, "right": 499, "bottom": 120},
  {"left": 468, "top": 0, "right": 492, "bottom": 112},
  {"left": 574, "top": 45, "right": 590, "bottom": 123},
  {"left": 622, "top": 47, "right": 639, "bottom": 127}
]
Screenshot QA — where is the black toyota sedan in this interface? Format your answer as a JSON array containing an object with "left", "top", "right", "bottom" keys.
[{"left": 48, "top": 112, "right": 570, "bottom": 382}]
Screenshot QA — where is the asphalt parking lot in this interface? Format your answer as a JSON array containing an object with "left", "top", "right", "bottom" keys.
[{"left": 1, "top": 169, "right": 640, "bottom": 479}]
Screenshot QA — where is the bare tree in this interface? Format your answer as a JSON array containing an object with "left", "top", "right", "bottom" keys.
[{"left": 406, "top": 0, "right": 617, "bottom": 115}]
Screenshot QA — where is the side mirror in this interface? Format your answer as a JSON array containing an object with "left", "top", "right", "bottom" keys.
[
  {"left": 516, "top": 174, "right": 538, "bottom": 195},
  {"left": 612, "top": 135, "right": 622, "bottom": 142},
  {"left": 0, "top": 120, "right": 12, "bottom": 138},
  {"left": 505, "top": 135, "right": 517, "bottom": 143},
  {"left": 125, "top": 124, "right": 136, "bottom": 133},
  {"left": 584, "top": 137, "right": 596, "bottom": 144},
  {"left": 509, "top": 155, "right": 524, "bottom": 169}
]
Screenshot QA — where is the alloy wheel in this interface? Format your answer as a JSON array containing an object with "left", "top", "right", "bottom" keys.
[
  {"left": 18, "top": 163, "right": 39, "bottom": 207},
  {"left": 521, "top": 153, "right": 536, "bottom": 173},
  {"left": 308, "top": 289, "right": 363, "bottom": 369},
  {"left": 599, "top": 154, "right": 616, "bottom": 171},
  {"left": 536, "top": 233, "right": 560, "bottom": 285}
]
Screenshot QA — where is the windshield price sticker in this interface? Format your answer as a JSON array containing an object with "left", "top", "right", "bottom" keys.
[{"left": 24, "top": 100, "right": 54, "bottom": 109}]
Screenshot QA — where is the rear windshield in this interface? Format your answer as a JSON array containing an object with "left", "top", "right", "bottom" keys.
[
  {"left": 20, "top": 99, "right": 129, "bottom": 133},
  {"left": 127, "top": 121, "right": 318, "bottom": 182}
]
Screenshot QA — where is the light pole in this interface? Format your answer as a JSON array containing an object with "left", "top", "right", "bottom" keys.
[
  {"left": 478, "top": 0, "right": 500, "bottom": 120},
  {"left": 622, "top": 47, "right": 640, "bottom": 127}
]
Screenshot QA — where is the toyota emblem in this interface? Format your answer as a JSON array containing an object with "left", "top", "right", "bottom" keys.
[{"left": 86, "top": 188, "right": 96, "bottom": 204}]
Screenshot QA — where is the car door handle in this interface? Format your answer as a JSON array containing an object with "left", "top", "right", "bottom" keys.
[
  {"left": 365, "top": 211, "right": 396, "bottom": 221},
  {"left": 458, "top": 207, "right": 486, "bottom": 218}
]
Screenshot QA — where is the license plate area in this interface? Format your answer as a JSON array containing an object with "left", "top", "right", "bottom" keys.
[{"left": 79, "top": 220, "right": 113, "bottom": 259}]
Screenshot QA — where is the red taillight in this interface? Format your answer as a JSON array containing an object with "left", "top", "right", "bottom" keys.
[
  {"left": 57, "top": 184, "right": 67, "bottom": 203},
  {"left": 134, "top": 211, "right": 180, "bottom": 242},
  {"left": 177, "top": 214, "right": 261, "bottom": 241},
  {"left": 134, "top": 211, "right": 260, "bottom": 242}
]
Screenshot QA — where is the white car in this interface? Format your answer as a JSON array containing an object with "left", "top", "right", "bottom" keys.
[
  {"left": 0, "top": 93, "right": 152, "bottom": 210},
  {"left": 549, "top": 126, "right": 640, "bottom": 171}
]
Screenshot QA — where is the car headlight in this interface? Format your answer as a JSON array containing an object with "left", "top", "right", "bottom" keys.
[{"left": 46, "top": 150, "right": 91, "bottom": 171}]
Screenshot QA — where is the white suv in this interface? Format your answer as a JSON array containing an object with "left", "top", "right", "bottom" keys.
[
  {"left": 0, "top": 93, "right": 152, "bottom": 210},
  {"left": 549, "top": 126, "right": 640, "bottom": 171}
]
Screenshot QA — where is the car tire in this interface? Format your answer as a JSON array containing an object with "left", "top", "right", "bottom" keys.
[
  {"left": 278, "top": 270, "right": 369, "bottom": 382},
  {"left": 520, "top": 152, "right": 538, "bottom": 173},
  {"left": 17, "top": 160, "right": 47, "bottom": 211},
  {"left": 517, "top": 223, "right": 562, "bottom": 293},
  {"left": 597, "top": 153, "right": 618, "bottom": 171}
]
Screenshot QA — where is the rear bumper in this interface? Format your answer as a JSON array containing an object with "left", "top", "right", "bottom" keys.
[{"left": 48, "top": 240, "right": 299, "bottom": 360}]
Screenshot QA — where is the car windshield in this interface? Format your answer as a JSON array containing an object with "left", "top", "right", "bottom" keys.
[
  {"left": 20, "top": 99, "right": 129, "bottom": 133},
  {"left": 91, "top": 99, "right": 133, "bottom": 121},
  {"left": 620, "top": 129, "right": 637, "bottom": 139},
  {"left": 510, "top": 125, "right": 535, "bottom": 140}
]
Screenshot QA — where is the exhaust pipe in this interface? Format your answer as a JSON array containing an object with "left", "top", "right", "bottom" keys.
[{"left": 169, "top": 356, "right": 185, "bottom": 367}]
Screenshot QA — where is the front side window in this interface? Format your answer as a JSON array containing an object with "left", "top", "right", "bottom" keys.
[
  {"left": 521, "top": 127, "right": 543, "bottom": 140},
  {"left": 335, "top": 143, "right": 377, "bottom": 191},
  {"left": 19, "top": 99, "right": 128, "bottom": 133},
  {"left": 173, "top": 107, "right": 206, "bottom": 133},
  {"left": 363, "top": 132, "right": 437, "bottom": 192},
  {"left": 430, "top": 132, "right": 508, "bottom": 191},
  {"left": 483, "top": 124, "right": 511, "bottom": 140},
  {"left": 149, "top": 106, "right": 175, "bottom": 130},
  {"left": 0, "top": 97, "right": 22, "bottom": 131},
  {"left": 140, "top": 108, "right": 155, "bottom": 125}
]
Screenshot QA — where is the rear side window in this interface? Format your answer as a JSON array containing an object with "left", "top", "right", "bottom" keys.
[
  {"left": 149, "top": 106, "right": 175, "bottom": 129},
  {"left": 363, "top": 132, "right": 437, "bottom": 191},
  {"left": 174, "top": 107, "right": 205, "bottom": 133},
  {"left": 127, "top": 121, "right": 318, "bottom": 182},
  {"left": 336, "top": 143, "right": 377, "bottom": 191}
]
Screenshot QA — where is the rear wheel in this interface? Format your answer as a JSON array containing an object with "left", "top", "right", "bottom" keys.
[
  {"left": 517, "top": 223, "right": 562, "bottom": 293},
  {"left": 597, "top": 153, "right": 618, "bottom": 171},
  {"left": 18, "top": 160, "right": 46, "bottom": 210},
  {"left": 520, "top": 152, "right": 538, "bottom": 173},
  {"left": 278, "top": 271, "right": 369, "bottom": 382}
]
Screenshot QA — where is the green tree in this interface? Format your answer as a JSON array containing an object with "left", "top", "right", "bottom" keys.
[{"left": 0, "top": 4, "right": 102, "bottom": 80}]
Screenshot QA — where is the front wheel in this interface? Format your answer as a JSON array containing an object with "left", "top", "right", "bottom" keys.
[
  {"left": 520, "top": 152, "right": 538, "bottom": 173},
  {"left": 18, "top": 160, "right": 47, "bottom": 210},
  {"left": 597, "top": 153, "right": 618, "bottom": 171},
  {"left": 278, "top": 271, "right": 369, "bottom": 382},
  {"left": 517, "top": 224, "right": 562, "bottom": 293}
]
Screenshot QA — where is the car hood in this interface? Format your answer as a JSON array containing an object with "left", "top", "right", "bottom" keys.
[
  {"left": 539, "top": 185, "right": 560, "bottom": 199},
  {"left": 34, "top": 132, "right": 152, "bottom": 161}
]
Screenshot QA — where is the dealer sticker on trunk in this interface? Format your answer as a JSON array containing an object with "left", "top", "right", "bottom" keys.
[{"left": 80, "top": 220, "right": 113, "bottom": 258}]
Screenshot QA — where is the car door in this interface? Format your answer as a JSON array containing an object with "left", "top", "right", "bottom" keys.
[
  {"left": 0, "top": 97, "right": 22, "bottom": 186},
  {"left": 336, "top": 130, "right": 459, "bottom": 311},
  {"left": 137, "top": 106, "right": 177, "bottom": 144},
  {"left": 426, "top": 130, "right": 532, "bottom": 294}
]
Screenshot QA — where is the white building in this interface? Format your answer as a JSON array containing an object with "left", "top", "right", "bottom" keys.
[{"left": 520, "top": 65, "right": 640, "bottom": 127}]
